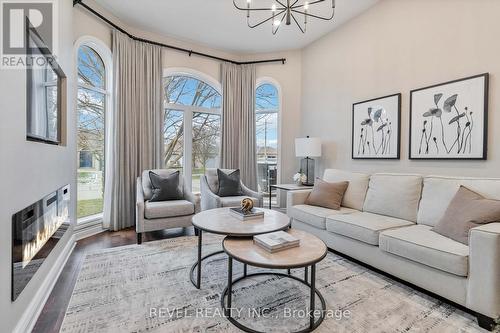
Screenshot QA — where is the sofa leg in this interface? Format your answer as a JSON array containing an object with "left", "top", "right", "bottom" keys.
[
  {"left": 476, "top": 313, "right": 495, "bottom": 331},
  {"left": 137, "top": 232, "right": 142, "bottom": 244}
]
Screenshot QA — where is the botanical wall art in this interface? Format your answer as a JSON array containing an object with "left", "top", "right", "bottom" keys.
[
  {"left": 409, "top": 74, "right": 488, "bottom": 160},
  {"left": 352, "top": 93, "right": 401, "bottom": 159}
]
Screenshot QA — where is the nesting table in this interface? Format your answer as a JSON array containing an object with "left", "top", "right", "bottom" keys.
[
  {"left": 190, "top": 207, "right": 291, "bottom": 289},
  {"left": 221, "top": 228, "right": 328, "bottom": 333}
]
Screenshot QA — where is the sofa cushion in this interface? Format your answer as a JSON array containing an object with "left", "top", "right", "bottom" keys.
[
  {"left": 379, "top": 225, "right": 469, "bottom": 276},
  {"left": 205, "top": 168, "right": 237, "bottom": 194},
  {"left": 323, "top": 169, "right": 370, "bottom": 211},
  {"left": 144, "top": 200, "right": 194, "bottom": 219},
  {"left": 326, "top": 212, "right": 414, "bottom": 245},
  {"left": 219, "top": 196, "right": 258, "bottom": 208},
  {"left": 289, "top": 204, "right": 357, "bottom": 230},
  {"left": 418, "top": 175, "right": 500, "bottom": 227},
  {"left": 432, "top": 186, "right": 500, "bottom": 245},
  {"left": 363, "top": 173, "right": 423, "bottom": 222},
  {"left": 142, "top": 169, "right": 183, "bottom": 201},
  {"left": 149, "top": 171, "right": 183, "bottom": 202},
  {"left": 305, "top": 179, "right": 349, "bottom": 210}
]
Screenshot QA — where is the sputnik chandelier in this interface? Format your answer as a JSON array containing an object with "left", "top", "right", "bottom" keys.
[{"left": 233, "top": 0, "right": 336, "bottom": 34}]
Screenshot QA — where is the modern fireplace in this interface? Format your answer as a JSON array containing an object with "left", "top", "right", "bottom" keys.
[{"left": 11, "top": 184, "right": 70, "bottom": 301}]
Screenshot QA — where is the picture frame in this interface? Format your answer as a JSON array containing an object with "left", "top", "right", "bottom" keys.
[
  {"left": 409, "top": 73, "right": 488, "bottom": 160},
  {"left": 352, "top": 93, "right": 401, "bottom": 159}
]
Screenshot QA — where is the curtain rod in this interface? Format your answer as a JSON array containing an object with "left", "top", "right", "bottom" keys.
[{"left": 73, "top": 0, "right": 286, "bottom": 65}]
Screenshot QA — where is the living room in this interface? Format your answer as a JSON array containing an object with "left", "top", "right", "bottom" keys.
[{"left": 0, "top": 0, "right": 499, "bottom": 332}]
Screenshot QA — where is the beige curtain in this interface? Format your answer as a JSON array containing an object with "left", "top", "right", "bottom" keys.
[
  {"left": 104, "top": 30, "right": 163, "bottom": 231},
  {"left": 220, "top": 62, "right": 257, "bottom": 190}
]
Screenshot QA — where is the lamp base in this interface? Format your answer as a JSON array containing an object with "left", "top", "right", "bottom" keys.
[{"left": 300, "top": 157, "right": 315, "bottom": 186}]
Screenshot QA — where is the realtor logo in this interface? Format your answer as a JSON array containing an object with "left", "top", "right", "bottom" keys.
[{"left": 1, "top": 0, "right": 57, "bottom": 68}]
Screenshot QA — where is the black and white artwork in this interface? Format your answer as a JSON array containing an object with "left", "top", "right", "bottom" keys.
[
  {"left": 409, "top": 74, "right": 488, "bottom": 160},
  {"left": 352, "top": 93, "right": 401, "bottom": 159}
]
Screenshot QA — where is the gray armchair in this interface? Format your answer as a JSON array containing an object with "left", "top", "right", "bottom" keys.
[
  {"left": 200, "top": 168, "right": 263, "bottom": 211},
  {"left": 136, "top": 169, "right": 200, "bottom": 244}
]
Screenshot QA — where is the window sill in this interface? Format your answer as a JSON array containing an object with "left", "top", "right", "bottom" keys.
[{"left": 76, "top": 213, "right": 103, "bottom": 229}]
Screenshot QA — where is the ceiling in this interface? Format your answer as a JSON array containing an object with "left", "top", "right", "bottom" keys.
[{"left": 93, "top": 0, "right": 379, "bottom": 54}]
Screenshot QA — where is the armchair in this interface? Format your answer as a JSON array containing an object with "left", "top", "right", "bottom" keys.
[
  {"left": 136, "top": 169, "right": 200, "bottom": 244},
  {"left": 200, "top": 168, "right": 263, "bottom": 211}
]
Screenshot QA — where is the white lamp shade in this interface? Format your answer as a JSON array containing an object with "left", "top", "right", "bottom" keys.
[{"left": 295, "top": 137, "right": 322, "bottom": 157}]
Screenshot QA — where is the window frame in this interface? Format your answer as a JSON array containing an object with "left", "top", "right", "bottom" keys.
[
  {"left": 163, "top": 68, "right": 222, "bottom": 192},
  {"left": 255, "top": 78, "right": 282, "bottom": 205},
  {"left": 74, "top": 36, "right": 113, "bottom": 226}
]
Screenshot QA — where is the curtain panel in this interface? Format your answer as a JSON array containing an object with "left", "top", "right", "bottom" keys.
[
  {"left": 220, "top": 63, "right": 257, "bottom": 190},
  {"left": 104, "top": 30, "right": 163, "bottom": 231}
]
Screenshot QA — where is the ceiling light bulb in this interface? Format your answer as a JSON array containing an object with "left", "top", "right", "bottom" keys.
[
  {"left": 273, "top": 20, "right": 281, "bottom": 26},
  {"left": 304, "top": 1, "right": 309, "bottom": 10},
  {"left": 271, "top": 4, "right": 276, "bottom": 12}
]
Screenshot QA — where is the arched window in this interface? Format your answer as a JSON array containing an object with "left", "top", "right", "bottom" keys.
[
  {"left": 255, "top": 81, "right": 280, "bottom": 206},
  {"left": 76, "top": 40, "right": 111, "bottom": 220},
  {"left": 163, "top": 70, "right": 222, "bottom": 192}
]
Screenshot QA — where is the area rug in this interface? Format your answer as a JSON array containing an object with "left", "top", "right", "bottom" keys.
[{"left": 60, "top": 234, "right": 485, "bottom": 333}]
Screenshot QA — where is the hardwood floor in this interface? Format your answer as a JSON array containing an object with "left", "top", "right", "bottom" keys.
[{"left": 31, "top": 227, "right": 195, "bottom": 333}]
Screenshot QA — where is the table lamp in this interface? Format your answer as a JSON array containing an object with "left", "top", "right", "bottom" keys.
[{"left": 295, "top": 136, "right": 321, "bottom": 186}]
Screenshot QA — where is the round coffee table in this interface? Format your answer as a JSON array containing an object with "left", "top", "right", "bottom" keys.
[
  {"left": 190, "top": 207, "right": 290, "bottom": 289},
  {"left": 221, "top": 229, "right": 327, "bottom": 333}
]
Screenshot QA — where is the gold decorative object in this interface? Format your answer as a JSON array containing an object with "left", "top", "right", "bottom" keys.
[{"left": 241, "top": 198, "right": 254, "bottom": 213}]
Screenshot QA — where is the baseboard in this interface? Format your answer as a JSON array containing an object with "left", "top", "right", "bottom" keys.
[
  {"left": 74, "top": 222, "right": 106, "bottom": 240},
  {"left": 13, "top": 234, "right": 76, "bottom": 333}
]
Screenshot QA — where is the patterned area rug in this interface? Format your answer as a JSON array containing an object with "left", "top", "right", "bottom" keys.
[{"left": 60, "top": 234, "right": 485, "bottom": 333}]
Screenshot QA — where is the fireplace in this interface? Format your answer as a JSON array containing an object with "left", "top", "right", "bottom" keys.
[{"left": 11, "top": 185, "right": 70, "bottom": 301}]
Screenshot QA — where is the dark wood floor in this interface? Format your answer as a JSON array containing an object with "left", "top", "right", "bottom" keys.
[{"left": 32, "top": 227, "right": 195, "bottom": 333}]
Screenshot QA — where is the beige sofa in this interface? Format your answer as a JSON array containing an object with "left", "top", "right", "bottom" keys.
[{"left": 287, "top": 169, "right": 500, "bottom": 330}]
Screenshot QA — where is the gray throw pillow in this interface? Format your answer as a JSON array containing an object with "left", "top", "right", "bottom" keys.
[
  {"left": 149, "top": 171, "right": 183, "bottom": 202},
  {"left": 217, "top": 169, "right": 243, "bottom": 197},
  {"left": 305, "top": 178, "right": 349, "bottom": 210},
  {"left": 432, "top": 186, "right": 500, "bottom": 245}
]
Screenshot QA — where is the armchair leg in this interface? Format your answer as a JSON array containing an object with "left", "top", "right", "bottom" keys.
[
  {"left": 137, "top": 232, "right": 142, "bottom": 244},
  {"left": 476, "top": 313, "right": 495, "bottom": 331}
]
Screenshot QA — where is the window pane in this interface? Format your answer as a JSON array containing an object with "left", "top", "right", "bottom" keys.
[
  {"left": 192, "top": 113, "right": 221, "bottom": 192},
  {"left": 256, "top": 83, "right": 279, "bottom": 207},
  {"left": 164, "top": 75, "right": 221, "bottom": 109},
  {"left": 256, "top": 83, "right": 278, "bottom": 111},
  {"left": 77, "top": 88, "right": 105, "bottom": 218},
  {"left": 164, "top": 109, "right": 184, "bottom": 172},
  {"left": 77, "top": 45, "right": 105, "bottom": 89}
]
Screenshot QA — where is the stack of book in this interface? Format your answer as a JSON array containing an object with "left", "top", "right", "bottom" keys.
[
  {"left": 254, "top": 231, "right": 300, "bottom": 253},
  {"left": 229, "top": 207, "right": 264, "bottom": 221}
]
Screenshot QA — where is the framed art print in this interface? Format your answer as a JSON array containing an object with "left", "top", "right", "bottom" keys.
[
  {"left": 409, "top": 73, "right": 488, "bottom": 160},
  {"left": 352, "top": 93, "right": 401, "bottom": 159}
]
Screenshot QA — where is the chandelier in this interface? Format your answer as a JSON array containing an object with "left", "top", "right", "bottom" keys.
[{"left": 233, "top": 0, "right": 336, "bottom": 34}]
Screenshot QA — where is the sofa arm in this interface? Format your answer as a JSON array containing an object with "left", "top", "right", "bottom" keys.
[
  {"left": 466, "top": 222, "right": 500, "bottom": 319},
  {"left": 286, "top": 190, "right": 312, "bottom": 216},
  {"left": 200, "top": 175, "right": 221, "bottom": 211},
  {"left": 183, "top": 182, "right": 201, "bottom": 213},
  {"left": 241, "top": 182, "right": 263, "bottom": 207},
  {"left": 136, "top": 177, "right": 146, "bottom": 233}
]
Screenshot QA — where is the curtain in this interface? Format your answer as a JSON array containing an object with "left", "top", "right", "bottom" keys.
[
  {"left": 220, "top": 62, "right": 257, "bottom": 190},
  {"left": 103, "top": 30, "right": 163, "bottom": 231}
]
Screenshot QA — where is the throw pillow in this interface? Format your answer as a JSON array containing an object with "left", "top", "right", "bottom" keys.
[
  {"left": 432, "top": 186, "right": 500, "bottom": 245},
  {"left": 149, "top": 171, "right": 183, "bottom": 202},
  {"left": 217, "top": 169, "right": 243, "bottom": 197},
  {"left": 305, "top": 178, "right": 349, "bottom": 210}
]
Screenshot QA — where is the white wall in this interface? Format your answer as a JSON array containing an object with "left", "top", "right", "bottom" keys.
[
  {"left": 0, "top": 1, "right": 76, "bottom": 331},
  {"left": 301, "top": 0, "right": 500, "bottom": 177}
]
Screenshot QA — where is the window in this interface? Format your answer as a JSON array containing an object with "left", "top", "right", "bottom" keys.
[
  {"left": 256, "top": 82, "right": 280, "bottom": 206},
  {"left": 77, "top": 45, "right": 108, "bottom": 219},
  {"left": 164, "top": 72, "right": 222, "bottom": 192}
]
